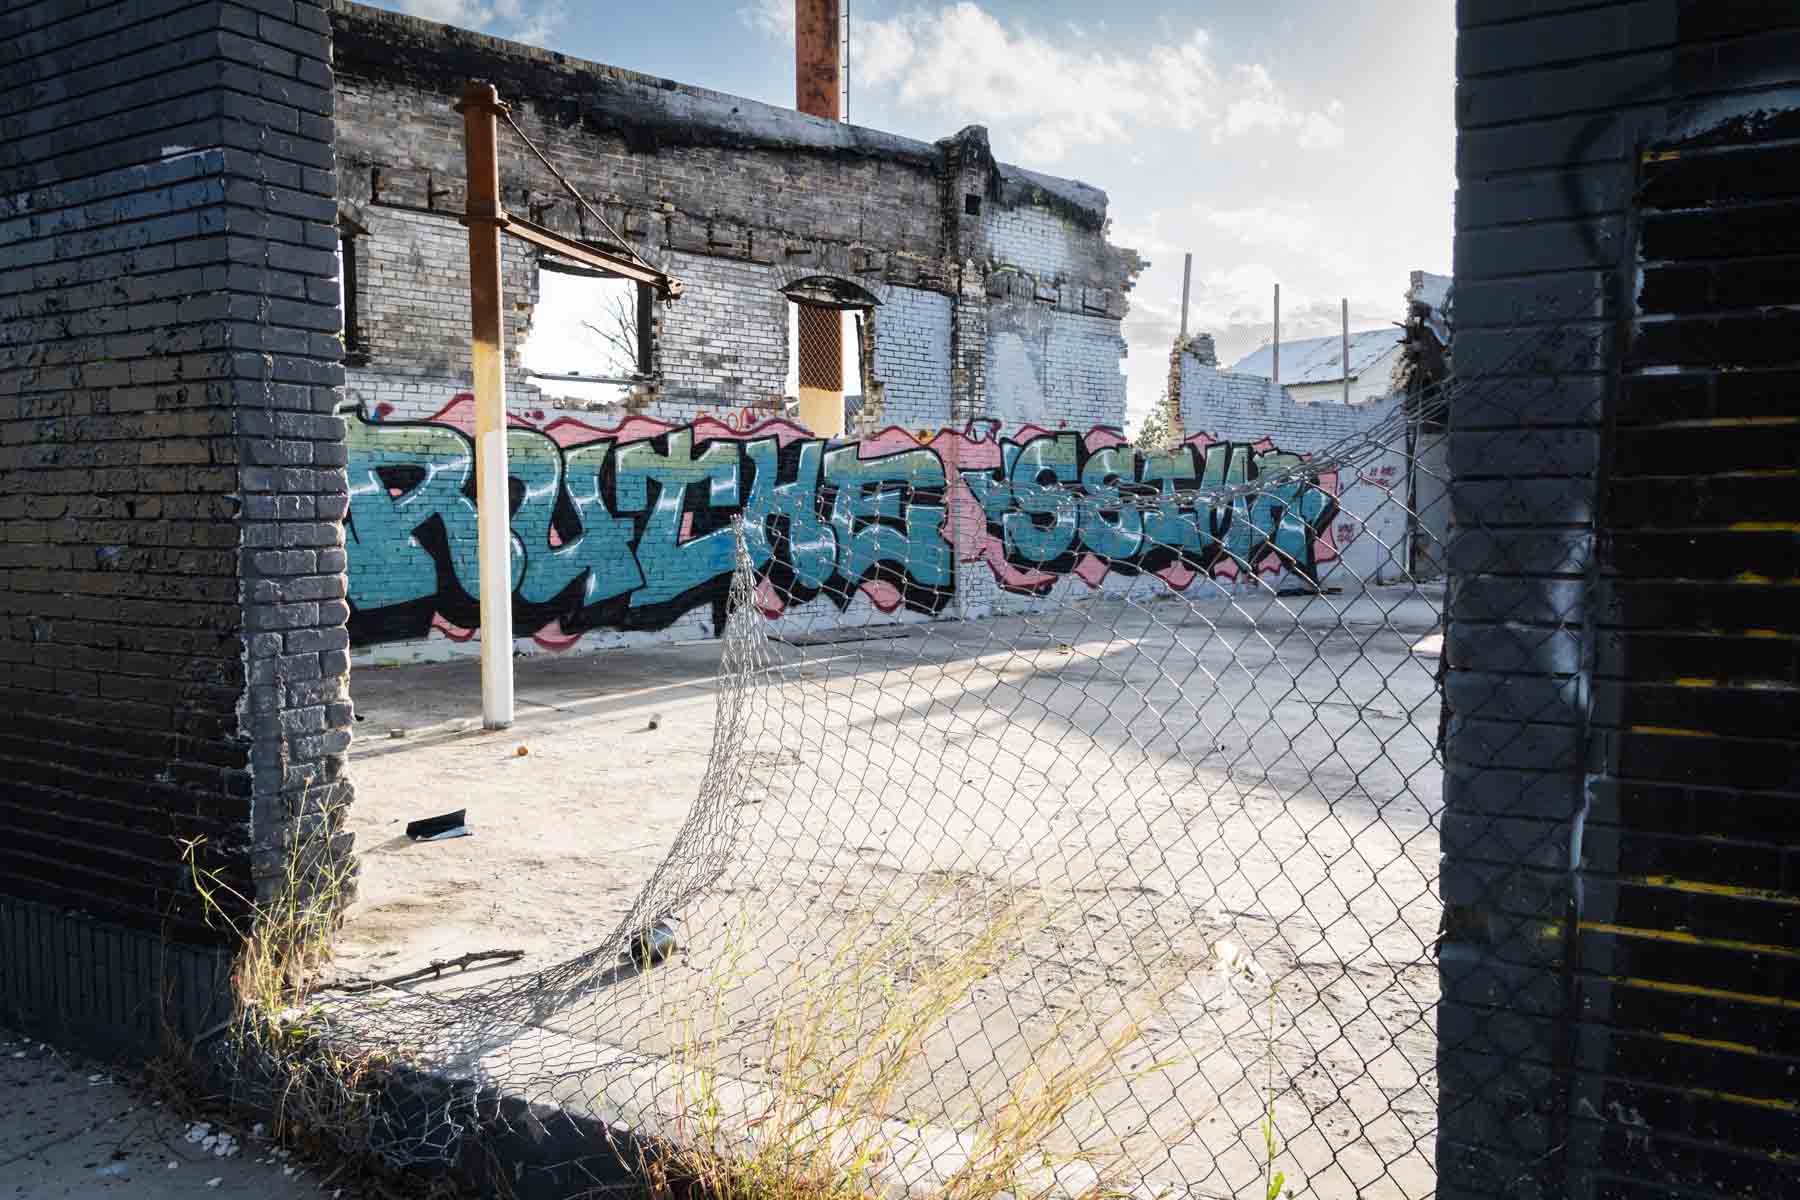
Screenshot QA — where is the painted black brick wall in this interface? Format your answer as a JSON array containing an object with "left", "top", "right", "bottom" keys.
[
  {"left": 1444, "top": 3, "right": 1800, "bottom": 1197},
  {"left": 0, "top": 0, "right": 354, "bottom": 1054}
]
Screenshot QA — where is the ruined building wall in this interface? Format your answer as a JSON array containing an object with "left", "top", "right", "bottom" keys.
[
  {"left": 980, "top": 173, "right": 1132, "bottom": 431},
  {"left": 1178, "top": 354, "right": 1411, "bottom": 584},
  {"left": 326, "top": 1, "right": 1147, "bottom": 662}
]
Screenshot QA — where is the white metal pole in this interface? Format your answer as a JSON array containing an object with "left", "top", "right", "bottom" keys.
[
  {"left": 459, "top": 82, "right": 515, "bottom": 730},
  {"left": 1342, "top": 297, "right": 1350, "bottom": 406},
  {"left": 1179, "top": 252, "right": 1193, "bottom": 340},
  {"left": 1272, "top": 283, "right": 1281, "bottom": 385}
]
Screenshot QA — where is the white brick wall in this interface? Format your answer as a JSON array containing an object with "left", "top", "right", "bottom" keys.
[
  {"left": 870, "top": 286, "right": 953, "bottom": 430},
  {"left": 1179, "top": 358, "right": 1411, "bottom": 584},
  {"left": 986, "top": 305, "right": 1128, "bottom": 430},
  {"left": 985, "top": 204, "right": 1085, "bottom": 278},
  {"left": 654, "top": 251, "right": 787, "bottom": 410}
]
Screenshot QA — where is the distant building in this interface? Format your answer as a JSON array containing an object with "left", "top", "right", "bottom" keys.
[{"left": 1228, "top": 327, "right": 1405, "bottom": 406}]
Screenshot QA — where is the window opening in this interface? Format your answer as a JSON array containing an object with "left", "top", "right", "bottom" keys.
[{"left": 522, "top": 261, "right": 653, "bottom": 406}]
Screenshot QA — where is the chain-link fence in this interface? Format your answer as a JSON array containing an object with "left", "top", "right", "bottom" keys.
[{"left": 290, "top": 304, "right": 1605, "bottom": 1198}]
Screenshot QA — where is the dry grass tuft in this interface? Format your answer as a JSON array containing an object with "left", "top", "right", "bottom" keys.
[
  {"left": 175, "top": 795, "right": 398, "bottom": 1150},
  {"left": 631, "top": 893, "right": 1192, "bottom": 1200}
]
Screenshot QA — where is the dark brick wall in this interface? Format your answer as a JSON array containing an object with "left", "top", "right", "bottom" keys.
[
  {"left": 1444, "top": 3, "right": 1799, "bottom": 1196},
  {"left": 0, "top": 0, "right": 353, "bottom": 1054}
]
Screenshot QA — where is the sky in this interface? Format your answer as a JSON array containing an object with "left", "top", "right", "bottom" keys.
[{"left": 368, "top": 0, "right": 1456, "bottom": 430}]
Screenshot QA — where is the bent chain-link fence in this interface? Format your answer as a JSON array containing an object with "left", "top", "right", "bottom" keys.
[{"left": 286, "top": 298, "right": 1596, "bottom": 1200}]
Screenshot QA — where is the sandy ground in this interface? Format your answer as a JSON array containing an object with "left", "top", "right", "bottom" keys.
[
  {"left": 0, "top": 1028, "right": 346, "bottom": 1199},
  {"left": 338, "top": 583, "right": 1446, "bottom": 1200}
]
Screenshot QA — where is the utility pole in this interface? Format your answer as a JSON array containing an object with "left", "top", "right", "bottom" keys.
[
  {"left": 1179, "top": 252, "right": 1193, "bottom": 340},
  {"left": 1342, "top": 297, "right": 1351, "bottom": 405},
  {"left": 456, "top": 82, "right": 514, "bottom": 731},
  {"left": 1272, "top": 283, "right": 1281, "bottom": 385}
]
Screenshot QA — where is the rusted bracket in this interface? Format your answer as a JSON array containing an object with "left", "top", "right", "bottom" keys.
[{"left": 503, "top": 213, "right": 683, "bottom": 301}]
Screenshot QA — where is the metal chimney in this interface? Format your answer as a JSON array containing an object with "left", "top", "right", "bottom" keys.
[
  {"left": 796, "top": 0, "right": 841, "bottom": 120},
  {"left": 794, "top": 0, "right": 845, "bottom": 434}
]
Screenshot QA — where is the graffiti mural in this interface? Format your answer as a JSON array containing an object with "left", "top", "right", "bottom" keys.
[{"left": 344, "top": 397, "right": 1343, "bottom": 650}]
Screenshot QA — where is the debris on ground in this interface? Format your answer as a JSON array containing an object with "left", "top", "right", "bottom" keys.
[
  {"left": 627, "top": 920, "right": 677, "bottom": 968},
  {"left": 405, "top": 809, "right": 469, "bottom": 840}
]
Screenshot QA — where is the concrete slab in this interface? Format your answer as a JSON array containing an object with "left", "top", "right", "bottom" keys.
[{"left": 0, "top": 1029, "right": 342, "bottom": 1198}]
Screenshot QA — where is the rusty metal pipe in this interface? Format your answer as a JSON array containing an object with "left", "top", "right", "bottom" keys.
[{"left": 456, "top": 81, "right": 515, "bottom": 730}]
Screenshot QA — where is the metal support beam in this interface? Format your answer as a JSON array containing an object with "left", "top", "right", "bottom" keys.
[
  {"left": 504, "top": 214, "right": 683, "bottom": 299},
  {"left": 456, "top": 81, "right": 514, "bottom": 731}
]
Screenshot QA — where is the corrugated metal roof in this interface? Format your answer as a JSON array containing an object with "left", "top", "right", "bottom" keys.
[{"left": 1229, "top": 328, "right": 1402, "bottom": 385}]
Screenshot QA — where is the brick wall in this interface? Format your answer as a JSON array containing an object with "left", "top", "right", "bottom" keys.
[
  {"left": 655, "top": 252, "right": 787, "bottom": 412},
  {"left": 325, "top": 0, "right": 1144, "bottom": 661},
  {"left": 1179, "top": 358, "right": 1410, "bottom": 584},
  {"left": 866, "top": 285, "right": 952, "bottom": 431},
  {"left": 349, "top": 203, "right": 537, "bottom": 380},
  {"left": 1442, "top": 4, "right": 1800, "bottom": 1197},
  {"left": 986, "top": 304, "right": 1130, "bottom": 431},
  {"left": 0, "top": 0, "right": 352, "bottom": 1054}
]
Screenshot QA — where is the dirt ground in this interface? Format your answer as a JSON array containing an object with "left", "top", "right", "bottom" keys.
[
  {"left": 338, "top": 583, "right": 1446, "bottom": 1200},
  {"left": 0, "top": 1028, "right": 352, "bottom": 1199}
]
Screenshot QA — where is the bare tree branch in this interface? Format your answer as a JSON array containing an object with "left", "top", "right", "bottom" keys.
[{"left": 576, "top": 284, "right": 641, "bottom": 378}]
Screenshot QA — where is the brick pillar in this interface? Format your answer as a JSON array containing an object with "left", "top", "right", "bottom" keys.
[
  {"left": 940, "top": 126, "right": 993, "bottom": 425},
  {"left": 1443, "top": 5, "right": 1800, "bottom": 1199},
  {"left": 0, "top": 1, "right": 353, "bottom": 1055}
]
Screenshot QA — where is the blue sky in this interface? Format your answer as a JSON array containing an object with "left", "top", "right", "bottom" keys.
[{"left": 370, "top": 1, "right": 1456, "bottom": 428}]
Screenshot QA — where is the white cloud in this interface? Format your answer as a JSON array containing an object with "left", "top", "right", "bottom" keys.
[
  {"left": 1217, "top": 66, "right": 1344, "bottom": 149},
  {"left": 739, "top": 0, "right": 794, "bottom": 38},
  {"left": 736, "top": 2, "right": 1334, "bottom": 165},
  {"left": 847, "top": 4, "right": 1219, "bottom": 162},
  {"left": 397, "top": 0, "right": 562, "bottom": 45}
]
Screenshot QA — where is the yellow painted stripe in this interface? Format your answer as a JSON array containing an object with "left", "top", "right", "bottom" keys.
[
  {"left": 1687, "top": 1087, "right": 1799, "bottom": 1114},
  {"left": 1611, "top": 975, "right": 1800, "bottom": 1011},
  {"left": 1627, "top": 725, "right": 1714, "bottom": 738},
  {"left": 1742, "top": 628, "right": 1789, "bottom": 640},
  {"left": 1632, "top": 876, "right": 1800, "bottom": 906},
  {"left": 1659, "top": 1031, "right": 1761, "bottom": 1056},
  {"left": 1582, "top": 921, "right": 1800, "bottom": 961},
  {"left": 1730, "top": 521, "right": 1800, "bottom": 533},
  {"left": 1672, "top": 677, "right": 1718, "bottom": 688}
]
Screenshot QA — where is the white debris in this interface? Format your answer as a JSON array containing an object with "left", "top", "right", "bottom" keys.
[
  {"left": 167, "top": 1161, "right": 179, "bottom": 1170},
  {"left": 1211, "top": 939, "right": 1267, "bottom": 982},
  {"left": 207, "top": 1177, "right": 224, "bottom": 1188},
  {"left": 251, "top": 1122, "right": 266, "bottom": 1137},
  {"left": 185, "top": 1122, "right": 213, "bottom": 1144}
]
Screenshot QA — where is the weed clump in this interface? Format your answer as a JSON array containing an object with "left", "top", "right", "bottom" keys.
[{"left": 635, "top": 895, "right": 1192, "bottom": 1200}]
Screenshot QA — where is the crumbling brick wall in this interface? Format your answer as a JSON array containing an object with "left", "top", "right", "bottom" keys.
[
  {"left": 0, "top": 1, "right": 353, "bottom": 1055},
  {"left": 324, "top": 0, "right": 1144, "bottom": 661},
  {"left": 1179, "top": 355, "right": 1411, "bottom": 584}
]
